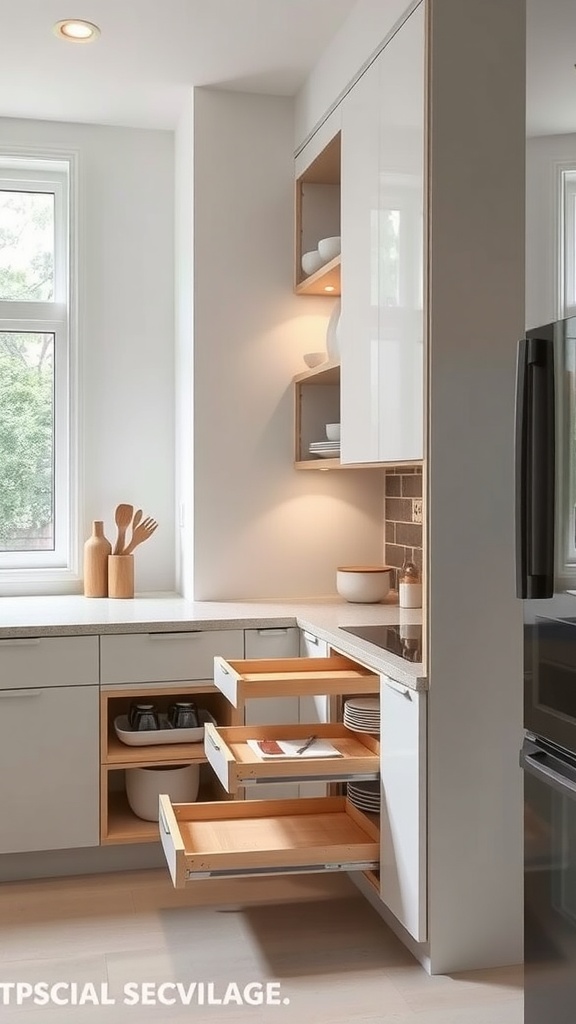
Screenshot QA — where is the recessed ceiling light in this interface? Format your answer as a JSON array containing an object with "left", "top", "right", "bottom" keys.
[{"left": 53, "top": 19, "right": 100, "bottom": 42}]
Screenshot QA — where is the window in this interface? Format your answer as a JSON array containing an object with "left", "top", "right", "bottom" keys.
[
  {"left": 560, "top": 168, "right": 576, "bottom": 317},
  {"left": 0, "top": 156, "right": 75, "bottom": 582}
]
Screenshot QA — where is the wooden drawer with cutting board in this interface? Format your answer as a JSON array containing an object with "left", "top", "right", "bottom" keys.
[{"left": 204, "top": 722, "right": 379, "bottom": 795}]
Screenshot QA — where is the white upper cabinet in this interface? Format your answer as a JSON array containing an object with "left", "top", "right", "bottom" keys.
[{"left": 340, "top": 5, "right": 425, "bottom": 464}]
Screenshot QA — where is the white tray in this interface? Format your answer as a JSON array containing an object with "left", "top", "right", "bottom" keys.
[{"left": 114, "top": 710, "right": 216, "bottom": 747}]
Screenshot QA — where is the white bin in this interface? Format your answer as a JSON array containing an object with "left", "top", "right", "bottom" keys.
[{"left": 126, "top": 763, "right": 200, "bottom": 821}]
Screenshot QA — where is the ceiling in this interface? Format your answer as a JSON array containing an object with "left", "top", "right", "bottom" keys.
[
  {"left": 0, "top": 0, "right": 356, "bottom": 130},
  {"left": 0, "top": 0, "right": 574, "bottom": 137}
]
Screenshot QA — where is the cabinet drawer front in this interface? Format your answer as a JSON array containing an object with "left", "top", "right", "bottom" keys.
[
  {"left": 0, "top": 636, "right": 98, "bottom": 689},
  {"left": 244, "top": 627, "right": 300, "bottom": 659},
  {"left": 159, "top": 795, "right": 379, "bottom": 887},
  {"left": 100, "top": 630, "right": 244, "bottom": 684},
  {"left": 214, "top": 655, "right": 379, "bottom": 708},
  {"left": 204, "top": 723, "right": 379, "bottom": 795}
]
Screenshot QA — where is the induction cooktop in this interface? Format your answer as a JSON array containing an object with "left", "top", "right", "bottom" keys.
[{"left": 339, "top": 623, "right": 423, "bottom": 662}]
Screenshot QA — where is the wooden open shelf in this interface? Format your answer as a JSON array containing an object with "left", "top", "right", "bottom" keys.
[
  {"left": 102, "top": 773, "right": 226, "bottom": 845},
  {"left": 295, "top": 256, "right": 340, "bottom": 296},
  {"left": 106, "top": 733, "right": 209, "bottom": 768}
]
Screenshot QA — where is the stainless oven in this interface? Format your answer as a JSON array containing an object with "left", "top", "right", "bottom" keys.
[
  {"left": 522, "top": 736, "right": 576, "bottom": 1023},
  {"left": 525, "top": 615, "right": 576, "bottom": 755}
]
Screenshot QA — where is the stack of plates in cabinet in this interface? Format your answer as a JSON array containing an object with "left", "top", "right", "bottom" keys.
[
  {"left": 308, "top": 441, "right": 340, "bottom": 458},
  {"left": 343, "top": 697, "right": 380, "bottom": 734},
  {"left": 347, "top": 780, "right": 380, "bottom": 813}
]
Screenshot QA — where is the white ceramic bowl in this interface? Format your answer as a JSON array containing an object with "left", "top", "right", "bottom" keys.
[
  {"left": 318, "top": 235, "right": 341, "bottom": 262},
  {"left": 301, "top": 250, "right": 324, "bottom": 276},
  {"left": 125, "top": 763, "right": 200, "bottom": 821},
  {"left": 303, "top": 352, "right": 326, "bottom": 369},
  {"left": 336, "top": 566, "right": 392, "bottom": 603},
  {"left": 326, "top": 422, "right": 341, "bottom": 441}
]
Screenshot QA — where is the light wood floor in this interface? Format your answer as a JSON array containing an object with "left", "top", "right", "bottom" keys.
[{"left": 0, "top": 870, "right": 523, "bottom": 1023}]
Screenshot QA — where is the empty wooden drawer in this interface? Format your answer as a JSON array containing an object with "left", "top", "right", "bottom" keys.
[
  {"left": 159, "top": 795, "right": 379, "bottom": 887},
  {"left": 213, "top": 655, "right": 379, "bottom": 708},
  {"left": 204, "top": 723, "right": 379, "bottom": 794}
]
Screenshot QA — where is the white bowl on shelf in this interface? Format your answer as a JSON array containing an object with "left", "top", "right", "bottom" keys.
[
  {"left": 318, "top": 235, "right": 341, "bottom": 261},
  {"left": 336, "top": 566, "right": 392, "bottom": 603},
  {"left": 326, "top": 422, "right": 341, "bottom": 441},
  {"left": 303, "top": 352, "right": 326, "bottom": 369},
  {"left": 301, "top": 250, "right": 324, "bottom": 276},
  {"left": 125, "top": 763, "right": 200, "bottom": 821}
]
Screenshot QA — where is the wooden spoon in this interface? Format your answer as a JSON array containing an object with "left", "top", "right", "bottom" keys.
[
  {"left": 127, "top": 508, "right": 143, "bottom": 551},
  {"left": 113, "top": 503, "right": 134, "bottom": 555}
]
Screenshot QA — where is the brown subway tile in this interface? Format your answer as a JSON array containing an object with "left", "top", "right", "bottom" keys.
[
  {"left": 402, "top": 474, "right": 423, "bottom": 498},
  {"left": 413, "top": 547, "right": 423, "bottom": 571},
  {"left": 386, "top": 522, "right": 396, "bottom": 543},
  {"left": 396, "top": 522, "right": 423, "bottom": 547},
  {"left": 385, "top": 544, "right": 409, "bottom": 569},
  {"left": 385, "top": 474, "right": 401, "bottom": 496},
  {"left": 386, "top": 498, "right": 412, "bottom": 523}
]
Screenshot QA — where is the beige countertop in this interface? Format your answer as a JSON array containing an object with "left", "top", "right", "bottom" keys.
[{"left": 0, "top": 592, "right": 426, "bottom": 690}]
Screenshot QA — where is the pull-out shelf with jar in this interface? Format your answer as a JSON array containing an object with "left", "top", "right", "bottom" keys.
[{"left": 160, "top": 653, "right": 381, "bottom": 886}]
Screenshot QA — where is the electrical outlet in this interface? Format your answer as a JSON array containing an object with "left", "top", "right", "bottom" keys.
[{"left": 412, "top": 499, "right": 423, "bottom": 524}]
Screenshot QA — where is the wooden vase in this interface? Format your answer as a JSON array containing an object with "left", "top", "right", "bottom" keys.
[
  {"left": 108, "top": 554, "right": 134, "bottom": 599},
  {"left": 83, "top": 521, "right": 112, "bottom": 597}
]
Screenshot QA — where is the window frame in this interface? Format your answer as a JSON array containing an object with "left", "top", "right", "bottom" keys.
[
  {"left": 559, "top": 166, "right": 576, "bottom": 318},
  {"left": 0, "top": 152, "right": 79, "bottom": 589}
]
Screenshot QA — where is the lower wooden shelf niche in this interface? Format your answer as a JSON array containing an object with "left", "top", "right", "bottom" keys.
[
  {"left": 159, "top": 794, "right": 380, "bottom": 888},
  {"left": 102, "top": 770, "right": 226, "bottom": 845}
]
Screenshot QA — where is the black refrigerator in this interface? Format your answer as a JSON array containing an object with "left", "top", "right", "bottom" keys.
[{"left": 517, "top": 317, "right": 576, "bottom": 1023}]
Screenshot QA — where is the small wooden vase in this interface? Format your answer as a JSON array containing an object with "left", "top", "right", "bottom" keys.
[
  {"left": 108, "top": 554, "right": 134, "bottom": 599},
  {"left": 83, "top": 521, "right": 112, "bottom": 597}
]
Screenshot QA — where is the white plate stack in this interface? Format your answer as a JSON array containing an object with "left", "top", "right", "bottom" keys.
[
  {"left": 343, "top": 697, "right": 380, "bottom": 734},
  {"left": 347, "top": 780, "right": 380, "bottom": 813},
  {"left": 308, "top": 441, "right": 340, "bottom": 458}
]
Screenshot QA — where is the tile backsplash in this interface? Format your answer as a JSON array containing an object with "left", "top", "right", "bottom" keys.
[{"left": 385, "top": 468, "right": 423, "bottom": 586}]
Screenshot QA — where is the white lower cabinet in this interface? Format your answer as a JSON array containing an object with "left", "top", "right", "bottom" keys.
[
  {"left": 379, "top": 675, "right": 427, "bottom": 941},
  {"left": 0, "top": 684, "right": 100, "bottom": 854}
]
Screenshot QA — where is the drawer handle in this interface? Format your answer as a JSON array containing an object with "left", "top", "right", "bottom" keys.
[
  {"left": 147, "top": 632, "right": 198, "bottom": 640},
  {"left": 0, "top": 638, "right": 41, "bottom": 647},
  {"left": 0, "top": 688, "right": 43, "bottom": 698},
  {"left": 303, "top": 632, "right": 320, "bottom": 645},
  {"left": 159, "top": 808, "right": 170, "bottom": 835},
  {"left": 384, "top": 678, "right": 411, "bottom": 698},
  {"left": 207, "top": 732, "right": 221, "bottom": 751},
  {"left": 256, "top": 628, "right": 289, "bottom": 636},
  {"left": 219, "top": 665, "right": 229, "bottom": 676}
]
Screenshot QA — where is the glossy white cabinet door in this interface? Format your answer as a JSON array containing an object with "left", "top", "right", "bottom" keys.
[
  {"left": 340, "top": 58, "right": 380, "bottom": 464},
  {"left": 380, "top": 676, "right": 427, "bottom": 941},
  {"left": 341, "top": 7, "right": 425, "bottom": 464},
  {"left": 0, "top": 685, "right": 100, "bottom": 854}
]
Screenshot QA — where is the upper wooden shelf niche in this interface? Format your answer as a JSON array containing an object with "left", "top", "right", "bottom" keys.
[{"left": 295, "top": 132, "right": 341, "bottom": 296}]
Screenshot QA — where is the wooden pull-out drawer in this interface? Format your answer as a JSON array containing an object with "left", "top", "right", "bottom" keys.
[
  {"left": 159, "top": 795, "right": 379, "bottom": 888},
  {"left": 204, "top": 723, "right": 379, "bottom": 794},
  {"left": 213, "top": 655, "right": 378, "bottom": 708}
]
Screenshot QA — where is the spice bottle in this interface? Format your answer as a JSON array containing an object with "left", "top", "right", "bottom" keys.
[{"left": 398, "top": 560, "right": 422, "bottom": 609}]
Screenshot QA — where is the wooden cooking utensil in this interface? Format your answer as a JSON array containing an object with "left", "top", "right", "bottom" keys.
[
  {"left": 127, "top": 508, "right": 143, "bottom": 551},
  {"left": 123, "top": 516, "right": 158, "bottom": 555},
  {"left": 113, "top": 503, "right": 134, "bottom": 555}
]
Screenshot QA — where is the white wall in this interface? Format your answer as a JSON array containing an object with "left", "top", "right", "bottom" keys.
[
  {"left": 526, "top": 133, "right": 576, "bottom": 329},
  {"left": 188, "top": 88, "right": 385, "bottom": 600},
  {"left": 0, "top": 117, "right": 175, "bottom": 593},
  {"left": 294, "top": 0, "right": 416, "bottom": 150}
]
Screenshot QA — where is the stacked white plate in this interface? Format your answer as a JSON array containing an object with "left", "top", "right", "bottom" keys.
[
  {"left": 309, "top": 441, "right": 340, "bottom": 458},
  {"left": 347, "top": 780, "right": 380, "bottom": 813},
  {"left": 343, "top": 697, "right": 380, "bottom": 734}
]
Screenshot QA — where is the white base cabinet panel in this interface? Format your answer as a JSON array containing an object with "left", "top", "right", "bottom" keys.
[
  {"left": 0, "top": 684, "right": 100, "bottom": 854},
  {"left": 380, "top": 675, "right": 427, "bottom": 941}
]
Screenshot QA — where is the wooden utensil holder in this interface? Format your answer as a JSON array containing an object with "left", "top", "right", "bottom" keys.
[{"left": 108, "top": 555, "right": 134, "bottom": 599}]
